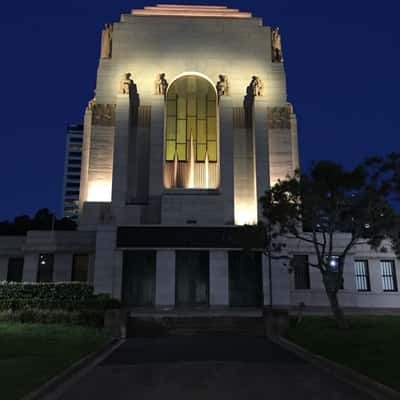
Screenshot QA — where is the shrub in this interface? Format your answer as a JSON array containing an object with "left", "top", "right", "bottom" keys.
[
  {"left": 0, "top": 308, "right": 105, "bottom": 328},
  {"left": 0, "top": 282, "right": 120, "bottom": 311}
]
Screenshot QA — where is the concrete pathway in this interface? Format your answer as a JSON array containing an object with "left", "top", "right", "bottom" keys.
[{"left": 51, "top": 337, "right": 373, "bottom": 400}]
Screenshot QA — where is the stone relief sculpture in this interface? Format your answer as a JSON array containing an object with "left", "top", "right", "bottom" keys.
[
  {"left": 216, "top": 75, "right": 229, "bottom": 97},
  {"left": 154, "top": 73, "right": 169, "bottom": 95},
  {"left": 92, "top": 104, "right": 116, "bottom": 126},
  {"left": 267, "top": 105, "right": 291, "bottom": 129},
  {"left": 271, "top": 27, "right": 283, "bottom": 63},
  {"left": 87, "top": 96, "right": 96, "bottom": 111},
  {"left": 119, "top": 73, "right": 134, "bottom": 95},
  {"left": 250, "top": 76, "right": 264, "bottom": 97},
  {"left": 100, "top": 24, "right": 113, "bottom": 59}
]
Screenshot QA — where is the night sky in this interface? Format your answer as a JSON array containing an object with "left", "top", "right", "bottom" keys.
[{"left": 1, "top": 0, "right": 399, "bottom": 220}]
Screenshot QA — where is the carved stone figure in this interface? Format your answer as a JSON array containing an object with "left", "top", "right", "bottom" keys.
[
  {"left": 267, "top": 106, "right": 291, "bottom": 129},
  {"left": 250, "top": 76, "right": 264, "bottom": 97},
  {"left": 100, "top": 24, "right": 113, "bottom": 59},
  {"left": 216, "top": 75, "right": 229, "bottom": 97},
  {"left": 92, "top": 104, "right": 116, "bottom": 126},
  {"left": 271, "top": 27, "right": 283, "bottom": 63},
  {"left": 154, "top": 73, "right": 168, "bottom": 95},
  {"left": 87, "top": 96, "right": 96, "bottom": 111},
  {"left": 119, "top": 73, "right": 134, "bottom": 95}
]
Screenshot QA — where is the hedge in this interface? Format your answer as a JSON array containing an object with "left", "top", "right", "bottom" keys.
[
  {"left": 0, "top": 308, "right": 105, "bottom": 327},
  {"left": 0, "top": 282, "right": 120, "bottom": 311}
]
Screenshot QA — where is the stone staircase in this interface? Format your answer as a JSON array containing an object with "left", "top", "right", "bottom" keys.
[{"left": 126, "top": 316, "right": 266, "bottom": 337}]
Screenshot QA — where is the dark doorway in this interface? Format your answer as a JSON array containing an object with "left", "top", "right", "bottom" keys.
[
  {"left": 176, "top": 251, "right": 209, "bottom": 307},
  {"left": 7, "top": 258, "right": 24, "bottom": 282},
  {"left": 229, "top": 251, "right": 262, "bottom": 307},
  {"left": 122, "top": 251, "right": 156, "bottom": 307}
]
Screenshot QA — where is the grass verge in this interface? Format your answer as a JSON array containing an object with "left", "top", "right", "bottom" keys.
[
  {"left": 287, "top": 316, "right": 400, "bottom": 391},
  {"left": 0, "top": 323, "right": 111, "bottom": 400}
]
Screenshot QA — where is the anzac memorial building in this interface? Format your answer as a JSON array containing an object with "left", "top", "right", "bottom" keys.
[{"left": 1, "top": 5, "right": 399, "bottom": 312}]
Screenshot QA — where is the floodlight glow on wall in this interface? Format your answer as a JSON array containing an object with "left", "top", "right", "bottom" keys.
[
  {"left": 87, "top": 181, "right": 112, "bottom": 202},
  {"left": 234, "top": 202, "right": 258, "bottom": 226}
]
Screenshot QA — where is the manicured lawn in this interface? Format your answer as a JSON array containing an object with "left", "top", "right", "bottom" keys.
[
  {"left": 0, "top": 323, "right": 111, "bottom": 400},
  {"left": 287, "top": 316, "right": 400, "bottom": 391}
]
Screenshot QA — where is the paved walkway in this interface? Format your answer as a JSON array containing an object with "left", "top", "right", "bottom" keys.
[{"left": 50, "top": 337, "right": 373, "bottom": 400}]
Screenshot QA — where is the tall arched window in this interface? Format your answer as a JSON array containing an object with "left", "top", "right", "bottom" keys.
[{"left": 164, "top": 75, "right": 219, "bottom": 189}]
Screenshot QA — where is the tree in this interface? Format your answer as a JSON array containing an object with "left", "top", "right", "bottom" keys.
[
  {"left": 0, "top": 209, "right": 76, "bottom": 236},
  {"left": 261, "top": 161, "right": 399, "bottom": 327}
]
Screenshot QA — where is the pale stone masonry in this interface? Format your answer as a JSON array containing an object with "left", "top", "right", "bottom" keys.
[{"left": 1, "top": 5, "right": 399, "bottom": 312}]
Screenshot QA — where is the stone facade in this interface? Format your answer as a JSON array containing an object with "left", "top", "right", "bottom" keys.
[{"left": 1, "top": 5, "right": 399, "bottom": 313}]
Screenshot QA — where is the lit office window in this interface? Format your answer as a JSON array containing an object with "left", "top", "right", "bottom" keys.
[
  {"left": 354, "top": 260, "right": 370, "bottom": 291},
  {"left": 380, "top": 260, "right": 398, "bottom": 292}
]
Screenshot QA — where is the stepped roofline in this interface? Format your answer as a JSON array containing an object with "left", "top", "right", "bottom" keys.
[{"left": 131, "top": 4, "right": 252, "bottom": 18}]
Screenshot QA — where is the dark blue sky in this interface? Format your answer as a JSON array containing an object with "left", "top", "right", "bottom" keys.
[{"left": 1, "top": 0, "right": 399, "bottom": 220}]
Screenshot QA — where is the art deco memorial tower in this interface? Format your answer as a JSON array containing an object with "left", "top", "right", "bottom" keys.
[{"left": 79, "top": 4, "right": 299, "bottom": 230}]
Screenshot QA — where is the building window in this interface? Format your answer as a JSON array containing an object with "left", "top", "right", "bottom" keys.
[
  {"left": 69, "top": 137, "right": 82, "bottom": 143},
  {"left": 71, "top": 254, "right": 89, "bottom": 282},
  {"left": 68, "top": 159, "right": 81, "bottom": 165},
  {"left": 380, "top": 260, "right": 398, "bottom": 292},
  {"left": 7, "top": 258, "right": 24, "bottom": 282},
  {"left": 354, "top": 260, "right": 371, "bottom": 291},
  {"left": 37, "top": 254, "right": 54, "bottom": 282},
  {"left": 293, "top": 255, "right": 310, "bottom": 289},
  {"left": 326, "top": 256, "right": 344, "bottom": 289},
  {"left": 68, "top": 167, "right": 81, "bottom": 173},
  {"left": 165, "top": 75, "right": 217, "bottom": 163},
  {"left": 67, "top": 174, "right": 80, "bottom": 180},
  {"left": 66, "top": 182, "right": 80, "bottom": 189}
]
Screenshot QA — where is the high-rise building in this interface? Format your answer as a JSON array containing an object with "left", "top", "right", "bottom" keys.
[{"left": 62, "top": 124, "right": 83, "bottom": 221}]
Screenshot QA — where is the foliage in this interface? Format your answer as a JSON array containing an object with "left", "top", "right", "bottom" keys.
[
  {"left": 287, "top": 316, "right": 400, "bottom": 391},
  {"left": 261, "top": 160, "right": 400, "bottom": 326},
  {"left": 0, "top": 208, "right": 76, "bottom": 236},
  {"left": 0, "top": 308, "right": 105, "bottom": 327},
  {"left": 0, "top": 323, "right": 110, "bottom": 400},
  {"left": 0, "top": 282, "right": 120, "bottom": 311}
]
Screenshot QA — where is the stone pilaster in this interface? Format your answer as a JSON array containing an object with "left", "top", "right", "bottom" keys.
[
  {"left": 155, "top": 250, "right": 175, "bottom": 307},
  {"left": 209, "top": 250, "right": 229, "bottom": 306}
]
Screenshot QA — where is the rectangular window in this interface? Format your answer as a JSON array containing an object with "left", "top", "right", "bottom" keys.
[
  {"left": 68, "top": 167, "right": 81, "bottom": 173},
  {"left": 380, "top": 260, "right": 398, "bottom": 292},
  {"left": 354, "top": 260, "right": 371, "bottom": 291},
  {"left": 293, "top": 255, "right": 310, "bottom": 289},
  {"left": 69, "top": 137, "right": 82, "bottom": 143},
  {"left": 7, "top": 258, "right": 24, "bottom": 282},
  {"left": 71, "top": 254, "right": 89, "bottom": 282},
  {"left": 68, "top": 159, "right": 81, "bottom": 165},
  {"left": 37, "top": 254, "right": 54, "bottom": 282}
]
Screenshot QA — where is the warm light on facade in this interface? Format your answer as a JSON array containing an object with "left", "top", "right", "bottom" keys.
[
  {"left": 234, "top": 202, "right": 258, "bottom": 226},
  {"left": 87, "top": 181, "right": 112, "bottom": 202}
]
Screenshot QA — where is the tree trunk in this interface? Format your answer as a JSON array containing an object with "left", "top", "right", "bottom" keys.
[
  {"left": 322, "top": 273, "right": 348, "bottom": 329},
  {"left": 326, "top": 289, "right": 348, "bottom": 328}
]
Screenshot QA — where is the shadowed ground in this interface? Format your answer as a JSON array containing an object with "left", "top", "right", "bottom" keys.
[{"left": 52, "top": 336, "right": 373, "bottom": 400}]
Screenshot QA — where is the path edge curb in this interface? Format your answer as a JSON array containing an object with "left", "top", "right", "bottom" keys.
[
  {"left": 21, "top": 336, "right": 124, "bottom": 400},
  {"left": 275, "top": 336, "right": 400, "bottom": 400}
]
